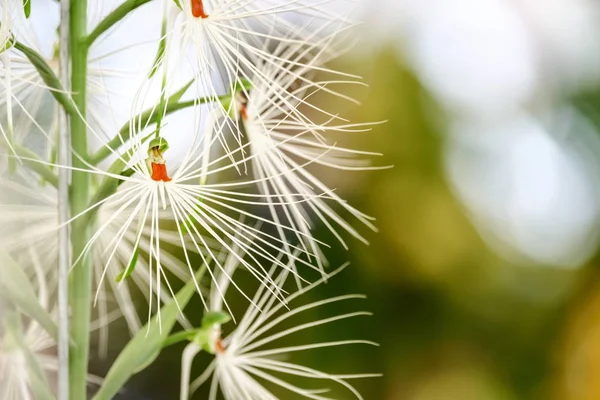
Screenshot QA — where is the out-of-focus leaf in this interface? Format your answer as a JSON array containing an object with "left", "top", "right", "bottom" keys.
[
  {"left": 148, "top": 12, "right": 167, "bottom": 78},
  {"left": 573, "top": 94, "right": 600, "bottom": 135},
  {"left": 23, "top": 0, "right": 31, "bottom": 18},
  {"left": 115, "top": 245, "right": 140, "bottom": 282},
  {"left": 91, "top": 266, "right": 206, "bottom": 400},
  {"left": 148, "top": 34, "right": 166, "bottom": 78},
  {"left": 169, "top": 79, "right": 194, "bottom": 104},
  {"left": 0, "top": 251, "right": 58, "bottom": 341}
]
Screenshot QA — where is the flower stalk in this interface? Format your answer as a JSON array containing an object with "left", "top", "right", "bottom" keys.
[{"left": 68, "top": 0, "right": 92, "bottom": 398}]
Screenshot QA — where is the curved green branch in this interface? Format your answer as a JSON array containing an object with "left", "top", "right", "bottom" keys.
[
  {"left": 88, "top": 94, "right": 225, "bottom": 165},
  {"left": 13, "top": 41, "right": 77, "bottom": 116},
  {"left": 85, "top": 0, "right": 153, "bottom": 46}
]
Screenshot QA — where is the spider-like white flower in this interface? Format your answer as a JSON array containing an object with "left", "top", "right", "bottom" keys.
[
  {"left": 0, "top": 161, "right": 218, "bottom": 355},
  {"left": 64, "top": 108, "right": 321, "bottom": 326},
  {"left": 180, "top": 251, "right": 379, "bottom": 400},
  {"left": 220, "top": 28, "right": 383, "bottom": 274},
  {"left": 157, "top": 0, "right": 358, "bottom": 146}
]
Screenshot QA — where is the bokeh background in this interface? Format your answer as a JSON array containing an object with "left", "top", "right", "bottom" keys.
[{"left": 82, "top": 0, "right": 600, "bottom": 399}]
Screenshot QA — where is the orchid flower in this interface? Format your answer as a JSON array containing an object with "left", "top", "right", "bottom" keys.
[
  {"left": 211, "top": 22, "right": 385, "bottom": 276},
  {"left": 0, "top": 160, "right": 210, "bottom": 355},
  {"left": 57, "top": 100, "right": 327, "bottom": 329},
  {"left": 179, "top": 246, "right": 379, "bottom": 400}
]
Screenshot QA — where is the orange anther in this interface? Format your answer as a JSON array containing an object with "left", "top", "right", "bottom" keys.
[
  {"left": 191, "top": 0, "right": 209, "bottom": 18},
  {"left": 151, "top": 162, "right": 172, "bottom": 182},
  {"left": 216, "top": 338, "right": 225, "bottom": 354}
]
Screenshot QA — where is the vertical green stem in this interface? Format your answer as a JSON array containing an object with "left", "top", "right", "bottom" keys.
[{"left": 68, "top": 0, "right": 90, "bottom": 398}]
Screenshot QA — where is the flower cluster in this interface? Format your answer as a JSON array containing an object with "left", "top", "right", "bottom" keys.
[{"left": 0, "top": 0, "right": 382, "bottom": 398}]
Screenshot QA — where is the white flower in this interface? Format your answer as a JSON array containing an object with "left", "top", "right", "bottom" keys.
[
  {"left": 64, "top": 111, "right": 321, "bottom": 327},
  {"left": 157, "top": 0, "right": 357, "bottom": 146},
  {"left": 0, "top": 162, "right": 203, "bottom": 355},
  {"left": 180, "top": 249, "right": 379, "bottom": 400},
  {"left": 223, "top": 28, "right": 384, "bottom": 274}
]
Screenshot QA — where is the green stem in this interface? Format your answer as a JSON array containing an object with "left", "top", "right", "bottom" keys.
[
  {"left": 85, "top": 0, "right": 153, "bottom": 46},
  {"left": 162, "top": 329, "right": 199, "bottom": 348},
  {"left": 88, "top": 94, "right": 225, "bottom": 165},
  {"left": 68, "top": 0, "right": 91, "bottom": 398}
]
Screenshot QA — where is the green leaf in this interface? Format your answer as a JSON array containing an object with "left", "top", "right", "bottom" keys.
[
  {"left": 180, "top": 214, "right": 199, "bottom": 235},
  {"left": 169, "top": 79, "right": 194, "bottom": 104},
  {"left": 91, "top": 266, "right": 206, "bottom": 400},
  {"left": 23, "top": 0, "right": 31, "bottom": 18},
  {"left": 115, "top": 245, "right": 140, "bottom": 282},
  {"left": 11, "top": 143, "right": 58, "bottom": 188},
  {"left": 148, "top": 32, "right": 166, "bottom": 79},
  {"left": 0, "top": 251, "right": 58, "bottom": 342}
]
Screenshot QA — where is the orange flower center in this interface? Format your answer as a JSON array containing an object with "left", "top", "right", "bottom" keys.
[
  {"left": 149, "top": 147, "right": 172, "bottom": 182},
  {"left": 191, "top": 0, "right": 209, "bottom": 18},
  {"left": 151, "top": 163, "right": 172, "bottom": 182}
]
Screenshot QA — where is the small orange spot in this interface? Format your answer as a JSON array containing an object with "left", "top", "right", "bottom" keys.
[
  {"left": 216, "top": 338, "right": 225, "bottom": 354},
  {"left": 191, "top": 0, "right": 209, "bottom": 18},
  {"left": 151, "top": 163, "right": 172, "bottom": 182},
  {"left": 237, "top": 92, "right": 248, "bottom": 120}
]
